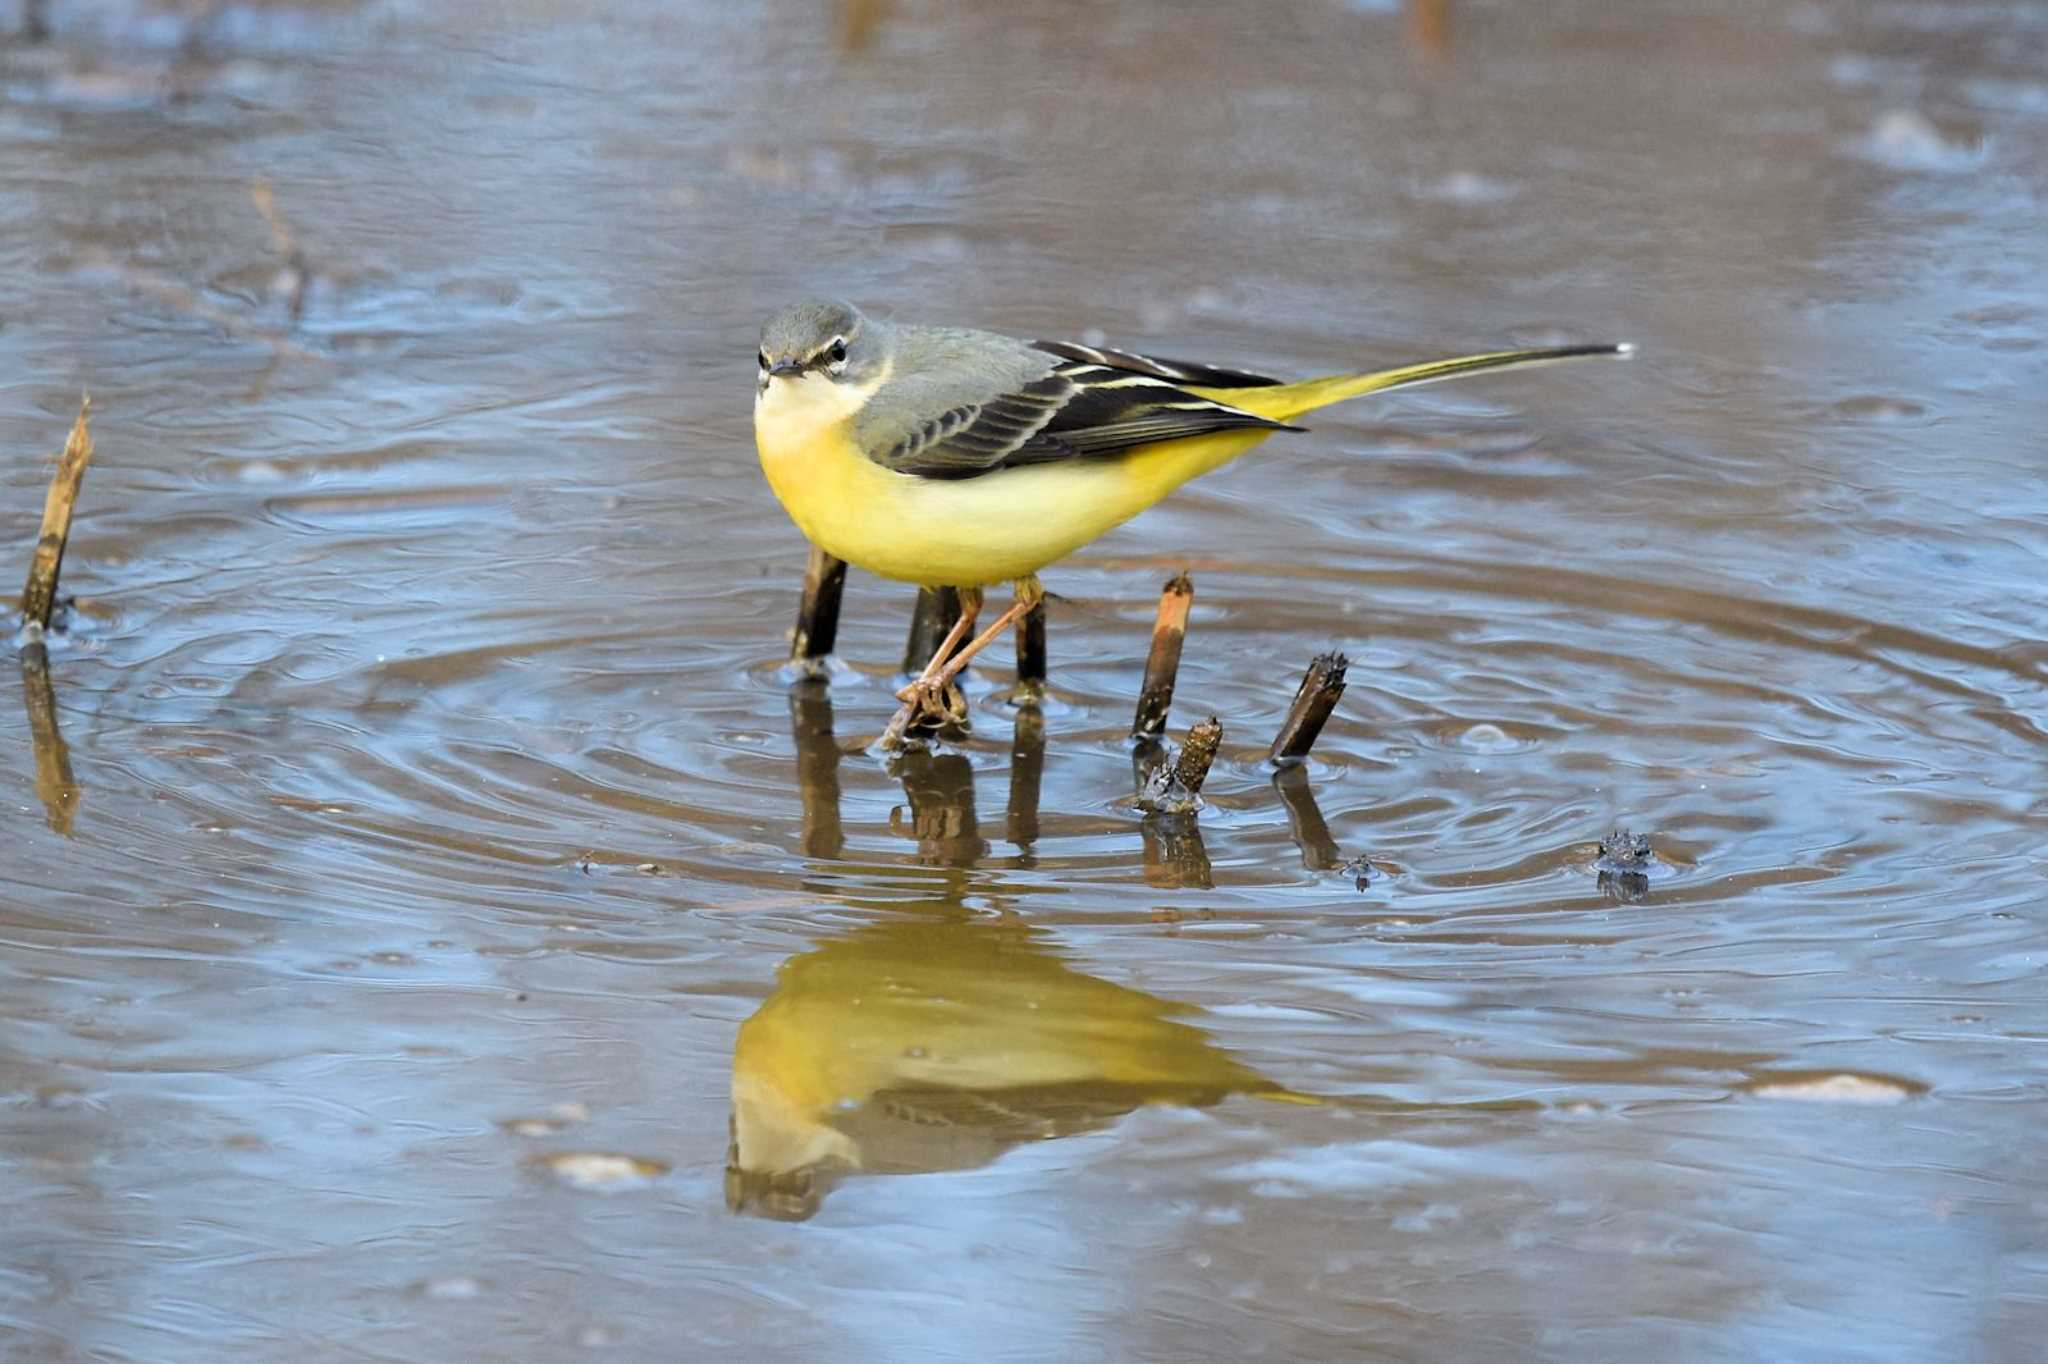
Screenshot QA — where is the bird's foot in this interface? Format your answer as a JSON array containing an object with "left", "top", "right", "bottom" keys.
[
  {"left": 894, "top": 675, "right": 968, "bottom": 724},
  {"left": 880, "top": 677, "right": 968, "bottom": 750}
]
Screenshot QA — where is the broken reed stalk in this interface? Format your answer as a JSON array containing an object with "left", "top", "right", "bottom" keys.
[
  {"left": 21, "top": 397, "right": 94, "bottom": 632},
  {"left": 1013, "top": 596, "right": 1047, "bottom": 695},
  {"left": 1132, "top": 572, "right": 1193, "bottom": 739},
  {"left": 902, "top": 585, "right": 964, "bottom": 675},
  {"left": 1269, "top": 651, "right": 1348, "bottom": 763},
  {"left": 790, "top": 546, "right": 848, "bottom": 673},
  {"left": 1173, "top": 716, "right": 1224, "bottom": 795}
]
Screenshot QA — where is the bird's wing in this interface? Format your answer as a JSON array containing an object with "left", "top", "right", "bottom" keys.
[
  {"left": 864, "top": 342, "right": 1300, "bottom": 482},
  {"left": 1029, "top": 339, "right": 1282, "bottom": 389}
]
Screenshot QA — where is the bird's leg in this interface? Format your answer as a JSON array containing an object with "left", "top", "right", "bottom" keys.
[
  {"left": 927, "top": 575, "right": 1043, "bottom": 695},
  {"left": 880, "top": 580, "right": 1045, "bottom": 750},
  {"left": 881, "top": 587, "right": 983, "bottom": 749},
  {"left": 895, "top": 587, "right": 981, "bottom": 702}
]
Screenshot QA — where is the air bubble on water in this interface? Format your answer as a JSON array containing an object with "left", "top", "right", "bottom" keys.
[
  {"left": 413, "top": 1274, "right": 486, "bottom": 1299},
  {"left": 1458, "top": 723, "right": 1518, "bottom": 753}
]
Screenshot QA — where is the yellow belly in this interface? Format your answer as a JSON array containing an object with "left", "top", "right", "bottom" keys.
[{"left": 755, "top": 415, "right": 1273, "bottom": 588}]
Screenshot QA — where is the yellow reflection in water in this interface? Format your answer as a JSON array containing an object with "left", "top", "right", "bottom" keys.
[{"left": 727, "top": 912, "right": 1305, "bottom": 1221}]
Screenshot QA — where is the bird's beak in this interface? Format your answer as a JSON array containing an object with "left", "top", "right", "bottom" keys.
[{"left": 767, "top": 357, "right": 803, "bottom": 379}]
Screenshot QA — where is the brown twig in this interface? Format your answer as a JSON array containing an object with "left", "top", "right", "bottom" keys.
[
  {"left": 1173, "top": 716, "right": 1224, "bottom": 795},
  {"left": 20, "top": 397, "right": 94, "bottom": 632},
  {"left": 1013, "top": 596, "right": 1047, "bottom": 698},
  {"left": 1269, "top": 652, "right": 1348, "bottom": 763},
  {"left": 902, "top": 585, "right": 964, "bottom": 676},
  {"left": 1132, "top": 572, "right": 1193, "bottom": 739},
  {"left": 1129, "top": 736, "right": 1166, "bottom": 799},
  {"left": 1134, "top": 715, "right": 1223, "bottom": 817},
  {"left": 790, "top": 545, "right": 847, "bottom": 675}
]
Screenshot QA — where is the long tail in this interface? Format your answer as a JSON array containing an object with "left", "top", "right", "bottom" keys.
[{"left": 1188, "top": 342, "right": 1633, "bottom": 425}]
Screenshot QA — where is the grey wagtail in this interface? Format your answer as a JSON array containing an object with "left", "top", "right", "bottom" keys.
[{"left": 753, "top": 298, "right": 1630, "bottom": 748}]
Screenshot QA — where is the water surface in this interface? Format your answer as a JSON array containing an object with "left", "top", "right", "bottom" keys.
[{"left": 3, "top": 1, "right": 2045, "bottom": 1359}]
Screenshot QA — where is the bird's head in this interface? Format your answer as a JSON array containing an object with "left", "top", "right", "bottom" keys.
[{"left": 757, "top": 298, "right": 888, "bottom": 395}]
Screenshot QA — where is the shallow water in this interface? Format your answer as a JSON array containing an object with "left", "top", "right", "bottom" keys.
[{"left": 3, "top": 1, "right": 2045, "bottom": 1359}]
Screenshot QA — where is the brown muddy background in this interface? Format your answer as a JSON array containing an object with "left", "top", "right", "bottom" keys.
[{"left": 3, "top": 1, "right": 2045, "bottom": 1360}]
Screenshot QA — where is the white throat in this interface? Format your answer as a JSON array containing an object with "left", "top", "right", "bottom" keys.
[
  {"left": 753, "top": 361, "right": 891, "bottom": 453},
  {"left": 761, "top": 366, "right": 864, "bottom": 436}
]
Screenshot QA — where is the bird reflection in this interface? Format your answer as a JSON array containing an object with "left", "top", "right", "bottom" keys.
[
  {"left": 725, "top": 909, "right": 1304, "bottom": 1221},
  {"left": 752, "top": 675, "right": 1375, "bottom": 1218}
]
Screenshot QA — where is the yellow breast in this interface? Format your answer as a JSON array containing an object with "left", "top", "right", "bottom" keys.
[{"left": 754, "top": 374, "right": 1274, "bottom": 588}]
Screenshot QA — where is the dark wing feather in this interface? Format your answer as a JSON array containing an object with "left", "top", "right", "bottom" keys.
[
  {"left": 1030, "top": 339, "right": 1283, "bottom": 389},
  {"left": 876, "top": 357, "right": 1299, "bottom": 482},
  {"left": 880, "top": 374, "right": 1075, "bottom": 474}
]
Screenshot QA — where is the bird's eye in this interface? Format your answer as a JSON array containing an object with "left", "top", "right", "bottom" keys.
[
  {"left": 758, "top": 349, "right": 769, "bottom": 371},
  {"left": 828, "top": 338, "right": 848, "bottom": 364}
]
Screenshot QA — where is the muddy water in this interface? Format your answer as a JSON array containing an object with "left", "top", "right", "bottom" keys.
[{"left": 3, "top": 1, "right": 2045, "bottom": 1359}]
